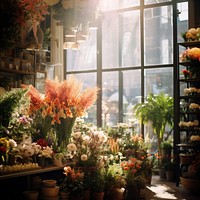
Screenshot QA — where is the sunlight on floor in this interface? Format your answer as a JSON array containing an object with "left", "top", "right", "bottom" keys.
[{"left": 147, "top": 184, "right": 177, "bottom": 199}]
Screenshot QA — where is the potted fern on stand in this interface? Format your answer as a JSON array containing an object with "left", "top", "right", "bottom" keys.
[{"left": 133, "top": 93, "right": 174, "bottom": 169}]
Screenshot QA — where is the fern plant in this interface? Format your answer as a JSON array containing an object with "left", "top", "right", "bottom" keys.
[
  {"left": 0, "top": 89, "right": 27, "bottom": 127},
  {"left": 133, "top": 93, "right": 173, "bottom": 156}
]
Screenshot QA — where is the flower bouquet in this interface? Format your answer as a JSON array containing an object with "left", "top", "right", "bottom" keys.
[
  {"left": 66, "top": 120, "right": 108, "bottom": 167},
  {"left": 59, "top": 166, "right": 84, "bottom": 198},
  {"left": 24, "top": 75, "right": 99, "bottom": 150},
  {"left": 121, "top": 157, "right": 146, "bottom": 190}
]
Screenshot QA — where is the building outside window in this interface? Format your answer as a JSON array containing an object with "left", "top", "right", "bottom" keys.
[{"left": 64, "top": 0, "right": 188, "bottom": 137}]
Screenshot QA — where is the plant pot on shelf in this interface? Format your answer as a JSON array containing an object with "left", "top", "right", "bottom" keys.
[
  {"left": 180, "top": 177, "right": 200, "bottom": 194},
  {"left": 179, "top": 154, "right": 196, "bottom": 165}
]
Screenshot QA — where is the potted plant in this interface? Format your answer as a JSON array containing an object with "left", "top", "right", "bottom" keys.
[
  {"left": 133, "top": 93, "right": 173, "bottom": 157},
  {"left": 121, "top": 157, "right": 146, "bottom": 200},
  {"left": 90, "top": 167, "right": 106, "bottom": 200},
  {"left": 59, "top": 166, "right": 84, "bottom": 200},
  {"left": 164, "top": 160, "right": 175, "bottom": 181},
  {"left": 160, "top": 141, "right": 173, "bottom": 158},
  {"left": 180, "top": 154, "right": 200, "bottom": 193},
  {"left": 104, "top": 163, "right": 126, "bottom": 200}
]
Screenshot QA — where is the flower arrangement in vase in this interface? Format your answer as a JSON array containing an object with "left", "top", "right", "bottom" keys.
[{"left": 24, "top": 75, "right": 99, "bottom": 150}]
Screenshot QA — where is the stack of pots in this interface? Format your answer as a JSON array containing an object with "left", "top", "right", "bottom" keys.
[{"left": 40, "top": 179, "right": 60, "bottom": 200}]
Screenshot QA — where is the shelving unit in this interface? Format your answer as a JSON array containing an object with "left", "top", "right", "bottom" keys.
[
  {"left": 0, "top": 47, "right": 50, "bottom": 92},
  {"left": 175, "top": 41, "right": 200, "bottom": 186}
]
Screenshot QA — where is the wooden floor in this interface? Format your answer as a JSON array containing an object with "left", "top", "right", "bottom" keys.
[{"left": 142, "top": 175, "right": 200, "bottom": 200}]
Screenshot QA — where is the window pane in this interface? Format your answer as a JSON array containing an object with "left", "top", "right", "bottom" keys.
[
  {"left": 123, "top": 70, "right": 141, "bottom": 132},
  {"left": 177, "top": 2, "right": 188, "bottom": 43},
  {"left": 121, "top": 10, "right": 141, "bottom": 67},
  {"left": 102, "top": 72, "right": 118, "bottom": 126},
  {"left": 66, "top": 29, "right": 97, "bottom": 71},
  {"left": 100, "top": 0, "right": 140, "bottom": 11},
  {"left": 67, "top": 73, "right": 97, "bottom": 124},
  {"left": 102, "top": 13, "right": 119, "bottom": 68},
  {"left": 144, "top": 67, "right": 173, "bottom": 96},
  {"left": 145, "top": 0, "right": 171, "bottom": 5},
  {"left": 144, "top": 5, "right": 173, "bottom": 65}
]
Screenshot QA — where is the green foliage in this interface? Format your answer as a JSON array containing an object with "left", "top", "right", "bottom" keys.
[
  {"left": 0, "top": 89, "right": 27, "bottom": 127},
  {"left": 91, "top": 168, "right": 106, "bottom": 192},
  {"left": 43, "top": 27, "right": 51, "bottom": 49},
  {"left": 160, "top": 141, "right": 172, "bottom": 150},
  {"left": 164, "top": 160, "right": 175, "bottom": 171},
  {"left": 105, "top": 163, "right": 126, "bottom": 190},
  {"left": 133, "top": 93, "right": 173, "bottom": 155}
]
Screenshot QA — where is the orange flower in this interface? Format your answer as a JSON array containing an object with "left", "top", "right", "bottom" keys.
[
  {"left": 26, "top": 75, "right": 99, "bottom": 125},
  {"left": 186, "top": 47, "right": 200, "bottom": 60}
]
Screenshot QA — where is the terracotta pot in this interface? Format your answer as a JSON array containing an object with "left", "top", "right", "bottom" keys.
[
  {"left": 179, "top": 154, "right": 195, "bottom": 165},
  {"left": 92, "top": 192, "right": 104, "bottom": 200},
  {"left": 180, "top": 177, "right": 200, "bottom": 193},
  {"left": 60, "top": 191, "right": 70, "bottom": 200},
  {"left": 23, "top": 191, "right": 39, "bottom": 200}
]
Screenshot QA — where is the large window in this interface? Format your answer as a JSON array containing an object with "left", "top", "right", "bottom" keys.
[{"left": 65, "top": 0, "right": 188, "bottom": 131}]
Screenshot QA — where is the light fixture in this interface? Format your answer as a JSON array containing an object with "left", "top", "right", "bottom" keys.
[{"left": 62, "top": 0, "right": 99, "bottom": 50}]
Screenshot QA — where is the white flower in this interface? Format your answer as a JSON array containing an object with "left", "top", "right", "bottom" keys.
[
  {"left": 71, "top": 131, "right": 81, "bottom": 139},
  {"left": 67, "top": 143, "right": 77, "bottom": 152},
  {"left": 109, "top": 154, "right": 114, "bottom": 160},
  {"left": 8, "top": 139, "right": 17, "bottom": 148},
  {"left": 190, "top": 135, "right": 200, "bottom": 141},
  {"left": 189, "top": 103, "right": 200, "bottom": 109},
  {"left": 82, "top": 135, "right": 90, "bottom": 145},
  {"left": 31, "top": 143, "right": 41, "bottom": 155},
  {"left": 97, "top": 131, "right": 107, "bottom": 143},
  {"left": 193, "top": 120, "right": 199, "bottom": 126},
  {"left": 81, "top": 154, "right": 88, "bottom": 161},
  {"left": 117, "top": 123, "right": 128, "bottom": 128},
  {"left": 40, "top": 146, "right": 53, "bottom": 158}
]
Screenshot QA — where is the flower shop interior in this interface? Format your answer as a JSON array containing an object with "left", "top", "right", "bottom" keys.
[{"left": 1, "top": 0, "right": 200, "bottom": 200}]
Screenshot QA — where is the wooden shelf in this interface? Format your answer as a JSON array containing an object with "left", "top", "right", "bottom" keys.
[
  {"left": 178, "top": 41, "right": 200, "bottom": 48},
  {"left": 0, "top": 165, "right": 65, "bottom": 180},
  {"left": 0, "top": 68, "right": 35, "bottom": 75}
]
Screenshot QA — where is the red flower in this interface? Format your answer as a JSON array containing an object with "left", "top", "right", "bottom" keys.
[
  {"left": 182, "top": 69, "right": 190, "bottom": 75},
  {"left": 37, "top": 138, "right": 48, "bottom": 148}
]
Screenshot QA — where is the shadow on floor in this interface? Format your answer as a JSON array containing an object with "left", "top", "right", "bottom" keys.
[{"left": 143, "top": 175, "right": 200, "bottom": 200}]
